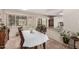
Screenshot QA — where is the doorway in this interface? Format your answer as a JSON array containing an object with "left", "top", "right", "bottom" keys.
[{"left": 49, "top": 17, "right": 54, "bottom": 27}]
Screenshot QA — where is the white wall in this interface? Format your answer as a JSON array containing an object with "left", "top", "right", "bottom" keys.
[{"left": 63, "top": 10, "right": 79, "bottom": 32}]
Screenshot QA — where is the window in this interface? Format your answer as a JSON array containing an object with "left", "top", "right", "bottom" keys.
[
  {"left": 16, "top": 16, "right": 27, "bottom": 26},
  {"left": 16, "top": 16, "right": 19, "bottom": 26},
  {"left": 9, "top": 15, "right": 15, "bottom": 26},
  {"left": 8, "top": 14, "right": 27, "bottom": 26},
  {"left": 38, "top": 18, "right": 42, "bottom": 25}
]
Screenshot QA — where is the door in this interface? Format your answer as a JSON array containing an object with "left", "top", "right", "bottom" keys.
[{"left": 49, "top": 18, "right": 54, "bottom": 27}]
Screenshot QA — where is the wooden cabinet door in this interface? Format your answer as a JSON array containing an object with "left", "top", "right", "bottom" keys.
[{"left": 0, "top": 32, "right": 6, "bottom": 48}]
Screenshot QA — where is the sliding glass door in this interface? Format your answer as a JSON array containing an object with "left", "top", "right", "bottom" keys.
[{"left": 8, "top": 14, "right": 27, "bottom": 27}]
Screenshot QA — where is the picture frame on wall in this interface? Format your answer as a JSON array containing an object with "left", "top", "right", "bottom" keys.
[{"left": 59, "top": 22, "right": 64, "bottom": 26}]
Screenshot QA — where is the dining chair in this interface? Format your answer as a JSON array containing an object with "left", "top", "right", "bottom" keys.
[
  {"left": 41, "top": 25, "right": 47, "bottom": 49},
  {"left": 36, "top": 25, "right": 47, "bottom": 49},
  {"left": 18, "top": 27, "right": 24, "bottom": 49},
  {"left": 36, "top": 24, "right": 47, "bottom": 34},
  {"left": 18, "top": 27, "right": 38, "bottom": 49},
  {"left": 7, "top": 28, "right": 10, "bottom": 40},
  {"left": 36, "top": 24, "right": 41, "bottom": 32},
  {"left": 41, "top": 25, "right": 47, "bottom": 34}
]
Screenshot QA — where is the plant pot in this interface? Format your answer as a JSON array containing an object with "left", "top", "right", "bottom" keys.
[{"left": 63, "top": 37, "right": 69, "bottom": 44}]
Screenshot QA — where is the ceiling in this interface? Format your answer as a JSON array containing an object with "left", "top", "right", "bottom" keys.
[
  {"left": 4, "top": 9, "right": 63, "bottom": 16},
  {"left": 26, "top": 9, "right": 63, "bottom": 16}
]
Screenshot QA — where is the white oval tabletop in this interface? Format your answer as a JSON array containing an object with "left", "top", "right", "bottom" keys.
[{"left": 22, "top": 30, "right": 49, "bottom": 47}]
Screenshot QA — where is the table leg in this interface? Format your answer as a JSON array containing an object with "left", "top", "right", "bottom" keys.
[
  {"left": 74, "top": 40, "right": 75, "bottom": 49},
  {"left": 43, "top": 42, "right": 46, "bottom": 49}
]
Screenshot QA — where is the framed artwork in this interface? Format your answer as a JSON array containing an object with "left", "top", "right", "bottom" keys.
[{"left": 59, "top": 22, "right": 64, "bottom": 26}]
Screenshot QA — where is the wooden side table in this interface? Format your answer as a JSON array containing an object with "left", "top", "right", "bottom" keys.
[
  {"left": 70, "top": 36, "right": 79, "bottom": 49},
  {"left": 0, "top": 31, "right": 6, "bottom": 48}
]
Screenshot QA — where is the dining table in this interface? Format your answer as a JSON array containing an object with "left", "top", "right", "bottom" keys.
[{"left": 22, "top": 30, "right": 49, "bottom": 48}]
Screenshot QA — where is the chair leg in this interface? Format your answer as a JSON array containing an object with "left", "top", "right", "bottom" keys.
[{"left": 43, "top": 42, "right": 46, "bottom": 49}]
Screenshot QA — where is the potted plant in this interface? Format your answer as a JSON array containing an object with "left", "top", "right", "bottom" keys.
[
  {"left": 61, "top": 31, "right": 70, "bottom": 44},
  {"left": 77, "top": 32, "right": 79, "bottom": 38},
  {"left": 63, "top": 34, "right": 70, "bottom": 44}
]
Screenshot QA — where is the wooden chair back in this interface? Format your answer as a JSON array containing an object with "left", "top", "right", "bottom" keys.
[{"left": 18, "top": 28, "right": 24, "bottom": 48}]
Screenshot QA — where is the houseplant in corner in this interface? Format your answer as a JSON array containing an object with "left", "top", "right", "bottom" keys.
[{"left": 61, "top": 31, "right": 70, "bottom": 44}]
